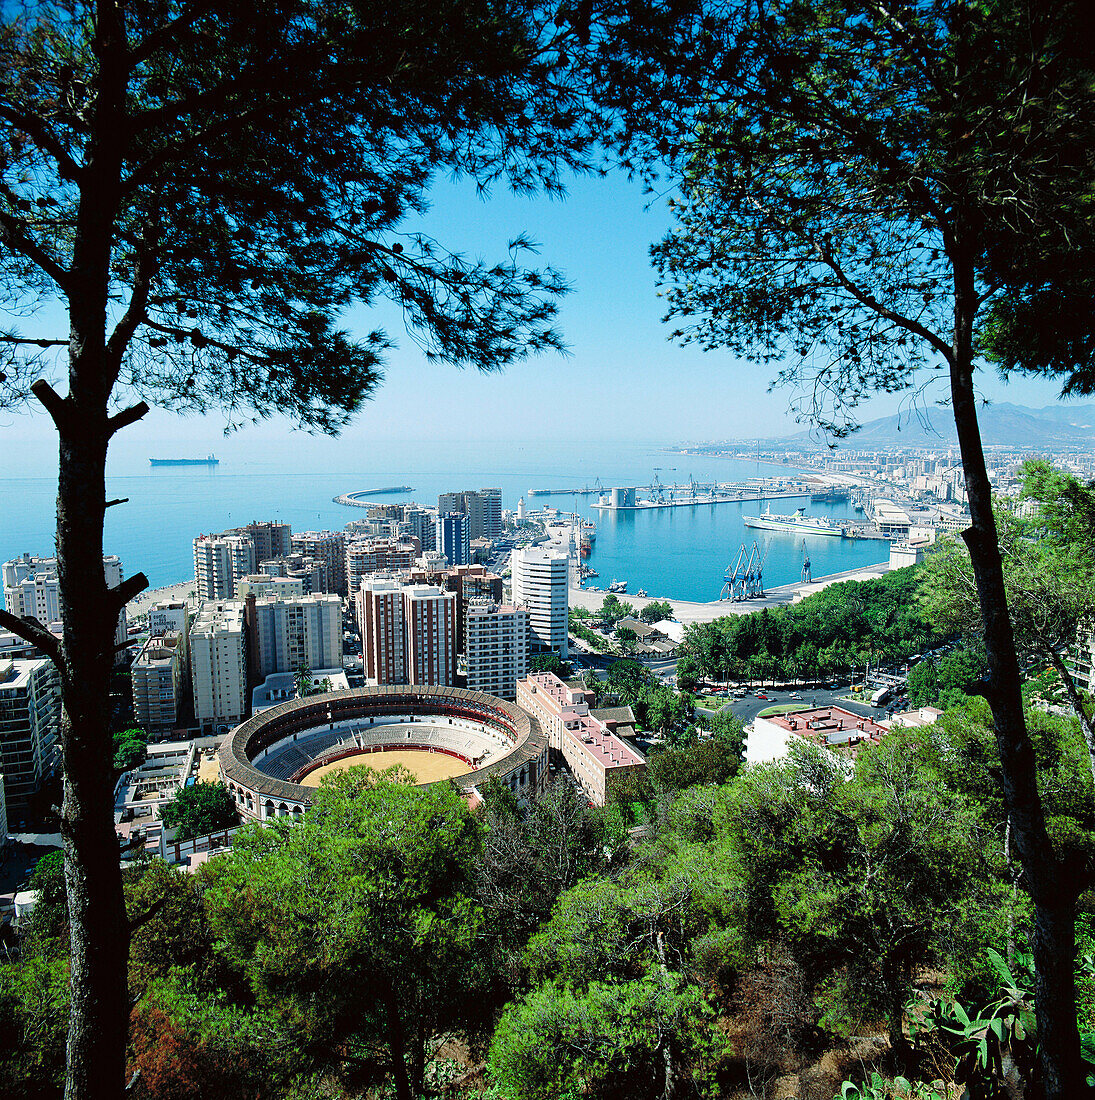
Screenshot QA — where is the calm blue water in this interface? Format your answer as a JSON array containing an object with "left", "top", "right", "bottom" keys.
[{"left": 0, "top": 440, "right": 887, "bottom": 602}]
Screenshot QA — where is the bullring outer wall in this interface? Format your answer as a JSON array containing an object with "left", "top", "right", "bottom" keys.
[{"left": 218, "top": 684, "right": 550, "bottom": 822}]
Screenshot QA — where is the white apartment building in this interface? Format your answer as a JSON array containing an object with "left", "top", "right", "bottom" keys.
[
  {"left": 259, "top": 553, "right": 329, "bottom": 594},
  {"left": 148, "top": 600, "right": 191, "bottom": 664},
  {"left": 131, "top": 633, "right": 187, "bottom": 733},
  {"left": 236, "top": 574, "right": 305, "bottom": 601},
  {"left": 465, "top": 600, "right": 528, "bottom": 700},
  {"left": 358, "top": 576, "right": 406, "bottom": 685},
  {"left": 510, "top": 546, "right": 569, "bottom": 658},
  {"left": 403, "top": 585, "right": 456, "bottom": 687},
  {"left": 3, "top": 552, "right": 127, "bottom": 653},
  {"left": 246, "top": 593, "right": 341, "bottom": 679},
  {"left": 189, "top": 602, "right": 246, "bottom": 733},
  {"left": 0, "top": 658, "right": 61, "bottom": 809},
  {"left": 193, "top": 534, "right": 256, "bottom": 600},
  {"left": 480, "top": 487, "right": 502, "bottom": 539}
]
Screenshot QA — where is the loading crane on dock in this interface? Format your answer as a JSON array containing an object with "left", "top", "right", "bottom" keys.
[
  {"left": 801, "top": 539, "right": 812, "bottom": 584},
  {"left": 743, "top": 540, "right": 767, "bottom": 598},
  {"left": 721, "top": 544, "right": 747, "bottom": 600},
  {"left": 650, "top": 469, "right": 666, "bottom": 504}
]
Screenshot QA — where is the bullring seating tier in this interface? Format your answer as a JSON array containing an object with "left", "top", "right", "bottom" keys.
[{"left": 255, "top": 720, "right": 508, "bottom": 782}]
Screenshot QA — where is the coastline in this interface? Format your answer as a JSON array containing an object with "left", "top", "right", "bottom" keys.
[
  {"left": 569, "top": 560, "right": 891, "bottom": 626},
  {"left": 126, "top": 578, "right": 196, "bottom": 618}
]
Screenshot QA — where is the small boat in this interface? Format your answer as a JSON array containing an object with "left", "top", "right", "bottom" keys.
[{"left": 609, "top": 579, "right": 627, "bottom": 593}]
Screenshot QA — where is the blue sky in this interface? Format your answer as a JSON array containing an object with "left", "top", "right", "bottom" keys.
[{"left": 0, "top": 169, "right": 1074, "bottom": 468}]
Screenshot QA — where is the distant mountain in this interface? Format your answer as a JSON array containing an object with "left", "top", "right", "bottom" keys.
[{"left": 788, "top": 402, "right": 1095, "bottom": 449}]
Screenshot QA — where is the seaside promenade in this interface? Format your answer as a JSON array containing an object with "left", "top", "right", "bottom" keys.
[{"left": 568, "top": 560, "right": 891, "bottom": 626}]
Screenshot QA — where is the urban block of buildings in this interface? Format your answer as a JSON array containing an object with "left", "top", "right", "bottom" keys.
[{"left": 517, "top": 671, "right": 645, "bottom": 806}]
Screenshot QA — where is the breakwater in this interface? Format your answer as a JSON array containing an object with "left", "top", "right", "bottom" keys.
[{"left": 333, "top": 487, "right": 414, "bottom": 508}]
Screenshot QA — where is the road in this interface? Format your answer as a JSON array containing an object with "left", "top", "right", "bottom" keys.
[{"left": 698, "top": 684, "right": 882, "bottom": 727}]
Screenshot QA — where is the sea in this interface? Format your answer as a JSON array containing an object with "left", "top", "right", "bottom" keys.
[{"left": 0, "top": 440, "right": 889, "bottom": 604}]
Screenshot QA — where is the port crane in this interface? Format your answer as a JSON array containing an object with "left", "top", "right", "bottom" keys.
[
  {"left": 720, "top": 540, "right": 768, "bottom": 600},
  {"left": 721, "top": 545, "right": 747, "bottom": 600},
  {"left": 800, "top": 539, "right": 812, "bottom": 584},
  {"left": 650, "top": 469, "right": 666, "bottom": 504},
  {"left": 744, "top": 540, "right": 767, "bottom": 598}
]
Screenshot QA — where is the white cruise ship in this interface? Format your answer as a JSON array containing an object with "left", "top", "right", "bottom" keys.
[{"left": 743, "top": 506, "right": 845, "bottom": 537}]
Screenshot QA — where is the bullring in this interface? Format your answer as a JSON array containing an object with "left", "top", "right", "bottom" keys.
[{"left": 218, "top": 684, "right": 550, "bottom": 822}]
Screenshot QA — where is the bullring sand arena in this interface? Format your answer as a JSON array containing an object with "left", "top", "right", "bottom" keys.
[{"left": 298, "top": 747, "right": 472, "bottom": 786}]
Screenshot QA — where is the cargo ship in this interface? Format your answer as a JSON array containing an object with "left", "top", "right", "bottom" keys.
[
  {"left": 743, "top": 506, "right": 845, "bottom": 537},
  {"left": 149, "top": 454, "right": 219, "bottom": 466}
]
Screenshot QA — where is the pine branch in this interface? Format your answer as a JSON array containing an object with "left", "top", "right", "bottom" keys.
[{"left": 0, "top": 609, "right": 63, "bottom": 665}]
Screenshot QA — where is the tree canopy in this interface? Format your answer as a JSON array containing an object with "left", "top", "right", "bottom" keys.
[
  {"left": 919, "top": 461, "right": 1095, "bottom": 774},
  {"left": 202, "top": 769, "right": 484, "bottom": 1100},
  {"left": 159, "top": 781, "right": 237, "bottom": 841},
  {"left": 679, "top": 567, "right": 940, "bottom": 685},
  {"left": 0, "top": 3, "right": 696, "bottom": 1094},
  {"left": 649, "top": 4, "right": 1095, "bottom": 1091}
]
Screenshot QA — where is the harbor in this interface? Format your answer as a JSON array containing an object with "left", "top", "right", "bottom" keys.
[{"left": 591, "top": 487, "right": 810, "bottom": 510}]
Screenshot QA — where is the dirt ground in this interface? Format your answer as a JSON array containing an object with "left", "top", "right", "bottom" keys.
[{"left": 298, "top": 748, "right": 472, "bottom": 786}]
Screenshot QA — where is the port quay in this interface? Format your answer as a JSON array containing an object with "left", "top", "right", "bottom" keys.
[{"left": 589, "top": 483, "right": 809, "bottom": 511}]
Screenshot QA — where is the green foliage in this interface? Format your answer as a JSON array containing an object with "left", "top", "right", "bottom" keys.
[
  {"left": 907, "top": 660, "right": 939, "bottom": 709},
  {"left": 675, "top": 653, "right": 700, "bottom": 694},
  {"left": 489, "top": 972, "right": 722, "bottom": 1100},
  {"left": 112, "top": 727, "right": 148, "bottom": 773},
  {"left": 599, "top": 594, "right": 635, "bottom": 627},
  {"left": 528, "top": 653, "right": 574, "bottom": 679},
  {"left": 0, "top": 954, "right": 69, "bottom": 1098},
  {"left": 477, "top": 779, "right": 610, "bottom": 962},
  {"left": 680, "top": 568, "right": 941, "bottom": 684},
  {"left": 570, "top": 620, "right": 606, "bottom": 651},
  {"left": 721, "top": 737, "right": 999, "bottom": 1047},
  {"left": 838, "top": 1074, "right": 945, "bottom": 1100},
  {"left": 918, "top": 464, "right": 1095, "bottom": 741},
  {"left": 476, "top": 775, "right": 521, "bottom": 823},
  {"left": 160, "top": 782, "right": 238, "bottom": 842},
  {"left": 639, "top": 600, "right": 675, "bottom": 624},
  {"left": 615, "top": 625, "right": 638, "bottom": 647},
  {"left": 909, "top": 950, "right": 1040, "bottom": 1099},
  {"left": 125, "top": 860, "right": 220, "bottom": 1002},
  {"left": 203, "top": 770, "right": 485, "bottom": 1097},
  {"left": 650, "top": 0, "right": 1095, "bottom": 437},
  {"left": 647, "top": 735, "right": 742, "bottom": 795},
  {"left": 492, "top": 870, "right": 729, "bottom": 1100},
  {"left": 23, "top": 852, "right": 67, "bottom": 949}
]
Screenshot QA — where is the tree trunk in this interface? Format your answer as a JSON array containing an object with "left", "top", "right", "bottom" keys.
[
  {"left": 57, "top": 419, "right": 130, "bottom": 1100},
  {"left": 384, "top": 986, "right": 414, "bottom": 1100},
  {"left": 57, "top": 9, "right": 134, "bottom": 1092},
  {"left": 949, "top": 255, "right": 1084, "bottom": 1099}
]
